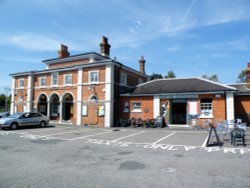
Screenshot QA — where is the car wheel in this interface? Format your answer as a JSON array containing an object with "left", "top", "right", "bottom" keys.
[
  {"left": 10, "top": 123, "right": 18, "bottom": 130},
  {"left": 40, "top": 121, "right": 46, "bottom": 128}
]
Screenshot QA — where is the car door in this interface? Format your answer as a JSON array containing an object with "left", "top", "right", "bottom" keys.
[
  {"left": 19, "top": 113, "right": 33, "bottom": 126},
  {"left": 29, "top": 113, "right": 41, "bottom": 125}
]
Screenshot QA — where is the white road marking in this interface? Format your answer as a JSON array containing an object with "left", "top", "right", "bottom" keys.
[
  {"left": 202, "top": 135, "right": 209, "bottom": 147},
  {"left": 152, "top": 132, "right": 176, "bottom": 145},
  {"left": 68, "top": 131, "right": 112, "bottom": 141},
  {"left": 38, "top": 129, "right": 100, "bottom": 137},
  {"left": 110, "top": 131, "right": 145, "bottom": 142},
  {"left": 15, "top": 127, "right": 75, "bottom": 134}
]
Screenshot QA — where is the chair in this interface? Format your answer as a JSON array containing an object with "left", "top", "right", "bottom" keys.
[{"left": 231, "top": 128, "right": 246, "bottom": 147}]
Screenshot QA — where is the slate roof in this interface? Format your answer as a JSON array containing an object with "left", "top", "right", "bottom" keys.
[
  {"left": 122, "top": 77, "right": 237, "bottom": 95},
  {"left": 229, "top": 83, "right": 250, "bottom": 95}
]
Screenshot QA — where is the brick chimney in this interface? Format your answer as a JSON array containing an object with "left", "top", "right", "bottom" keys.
[
  {"left": 100, "top": 36, "right": 111, "bottom": 57},
  {"left": 139, "top": 56, "right": 146, "bottom": 74},
  {"left": 58, "top": 44, "right": 70, "bottom": 58},
  {"left": 246, "top": 63, "right": 250, "bottom": 88}
]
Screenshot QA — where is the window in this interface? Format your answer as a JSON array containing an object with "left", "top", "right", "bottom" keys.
[
  {"left": 64, "top": 74, "right": 72, "bottom": 85},
  {"left": 40, "top": 77, "right": 46, "bottom": 87},
  {"left": 200, "top": 99, "right": 213, "bottom": 117},
  {"left": 51, "top": 72, "right": 58, "bottom": 86},
  {"left": 52, "top": 105, "right": 59, "bottom": 115},
  {"left": 120, "top": 73, "right": 127, "bottom": 86},
  {"left": 89, "top": 71, "right": 99, "bottom": 83},
  {"left": 132, "top": 102, "right": 141, "bottom": 112},
  {"left": 138, "top": 79, "right": 143, "bottom": 84},
  {"left": 89, "top": 95, "right": 98, "bottom": 102},
  {"left": 19, "top": 79, "right": 24, "bottom": 88},
  {"left": 123, "top": 102, "right": 129, "bottom": 112}
]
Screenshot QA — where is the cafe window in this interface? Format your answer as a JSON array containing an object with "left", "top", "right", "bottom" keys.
[
  {"left": 200, "top": 98, "right": 213, "bottom": 117},
  {"left": 132, "top": 102, "right": 141, "bottom": 112}
]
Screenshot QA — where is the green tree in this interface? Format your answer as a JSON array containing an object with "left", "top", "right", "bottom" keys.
[
  {"left": 150, "top": 73, "right": 163, "bottom": 80},
  {"left": 202, "top": 74, "right": 219, "bottom": 82},
  {"left": 165, "top": 71, "right": 176, "bottom": 79},
  {"left": 0, "top": 94, "right": 11, "bottom": 112},
  {"left": 237, "top": 70, "right": 246, "bottom": 83}
]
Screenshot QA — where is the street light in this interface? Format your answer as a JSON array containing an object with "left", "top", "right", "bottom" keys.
[{"left": 4, "top": 87, "right": 10, "bottom": 112}]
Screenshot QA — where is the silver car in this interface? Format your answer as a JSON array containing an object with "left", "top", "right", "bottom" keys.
[
  {"left": 0, "top": 112, "right": 50, "bottom": 130},
  {"left": 0, "top": 112, "right": 10, "bottom": 119}
]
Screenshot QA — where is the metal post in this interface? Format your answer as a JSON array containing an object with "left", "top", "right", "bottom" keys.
[{"left": 4, "top": 87, "right": 11, "bottom": 112}]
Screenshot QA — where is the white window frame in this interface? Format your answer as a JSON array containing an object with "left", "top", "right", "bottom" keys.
[
  {"left": 123, "top": 102, "right": 129, "bottom": 112},
  {"left": 120, "top": 73, "right": 127, "bottom": 86},
  {"left": 200, "top": 99, "right": 213, "bottom": 118},
  {"left": 40, "top": 77, "right": 46, "bottom": 87},
  {"left": 64, "top": 74, "right": 72, "bottom": 86},
  {"left": 51, "top": 72, "right": 58, "bottom": 86},
  {"left": 132, "top": 102, "right": 141, "bottom": 113},
  {"left": 18, "top": 78, "right": 24, "bottom": 88},
  {"left": 89, "top": 70, "right": 99, "bottom": 84}
]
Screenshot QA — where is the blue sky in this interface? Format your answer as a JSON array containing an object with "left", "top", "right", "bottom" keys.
[{"left": 1, "top": 0, "right": 250, "bottom": 94}]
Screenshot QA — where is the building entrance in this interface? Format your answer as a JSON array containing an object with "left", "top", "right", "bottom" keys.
[
  {"left": 62, "top": 93, "right": 74, "bottom": 121},
  {"left": 171, "top": 100, "right": 187, "bottom": 124}
]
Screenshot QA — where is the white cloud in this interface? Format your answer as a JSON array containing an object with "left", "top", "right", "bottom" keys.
[{"left": 0, "top": 32, "right": 82, "bottom": 52}]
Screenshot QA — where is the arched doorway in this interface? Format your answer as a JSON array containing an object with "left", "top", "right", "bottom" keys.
[
  {"left": 62, "top": 93, "right": 74, "bottom": 121},
  {"left": 50, "top": 94, "right": 60, "bottom": 120},
  {"left": 37, "top": 94, "right": 47, "bottom": 116}
]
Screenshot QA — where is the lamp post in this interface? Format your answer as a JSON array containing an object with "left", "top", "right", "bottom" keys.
[{"left": 4, "top": 87, "right": 10, "bottom": 112}]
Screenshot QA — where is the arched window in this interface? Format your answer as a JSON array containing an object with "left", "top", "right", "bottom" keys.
[{"left": 89, "top": 95, "right": 98, "bottom": 102}]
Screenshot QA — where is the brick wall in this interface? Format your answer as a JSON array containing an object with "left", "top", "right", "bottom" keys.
[{"left": 118, "top": 96, "right": 154, "bottom": 121}]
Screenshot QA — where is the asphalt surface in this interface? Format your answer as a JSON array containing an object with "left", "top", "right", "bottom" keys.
[{"left": 0, "top": 124, "right": 250, "bottom": 188}]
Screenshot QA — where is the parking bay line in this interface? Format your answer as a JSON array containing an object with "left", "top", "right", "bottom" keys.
[
  {"left": 16, "top": 127, "right": 77, "bottom": 134},
  {"left": 68, "top": 131, "right": 113, "bottom": 141},
  {"left": 36, "top": 129, "right": 102, "bottom": 137},
  {"left": 151, "top": 132, "right": 176, "bottom": 145},
  {"left": 201, "top": 135, "right": 209, "bottom": 147},
  {"left": 110, "top": 131, "right": 145, "bottom": 142}
]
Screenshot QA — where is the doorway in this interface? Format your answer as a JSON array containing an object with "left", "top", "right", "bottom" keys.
[
  {"left": 62, "top": 93, "right": 74, "bottom": 121},
  {"left": 37, "top": 94, "right": 47, "bottom": 116},
  {"left": 171, "top": 100, "right": 187, "bottom": 124}
]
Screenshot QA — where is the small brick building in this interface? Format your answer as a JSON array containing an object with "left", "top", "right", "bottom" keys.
[{"left": 9, "top": 37, "right": 250, "bottom": 127}]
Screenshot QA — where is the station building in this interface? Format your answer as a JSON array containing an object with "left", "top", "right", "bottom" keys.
[
  {"left": 9, "top": 36, "right": 250, "bottom": 127},
  {"left": 10, "top": 37, "right": 148, "bottom": 127}
]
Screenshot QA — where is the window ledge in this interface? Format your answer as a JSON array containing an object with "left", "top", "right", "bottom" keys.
[
  {"left": 131, "top": 110, "right": 142, "bottom": 113},
  {"left": 199, "top": 115, "right": 214, "bottom": 119}
]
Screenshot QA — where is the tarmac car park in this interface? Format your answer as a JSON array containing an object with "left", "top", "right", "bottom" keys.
[{"left": 0, "top": 124, "right": 249, "bottom": 188}]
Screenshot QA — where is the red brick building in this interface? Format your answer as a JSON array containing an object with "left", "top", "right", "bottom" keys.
[
  {"left": 10, "top": 37, "right": 148, "bottom": 127},
  {"left": 9, "top": 37, "right": 250, "bottom": 127}
]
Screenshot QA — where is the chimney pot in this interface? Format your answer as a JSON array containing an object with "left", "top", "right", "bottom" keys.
[
  {"left": 139, "top": 56, "right": 146, "bottom": 74},
  {"left": 245, "top": 62, "right": 250, "bottom": 88},
  {"left": 100, "top": 36, "right": 111, "bottom": 56},
  {"left": 58, "top": 44, "right": 70, "bottom": 58}
]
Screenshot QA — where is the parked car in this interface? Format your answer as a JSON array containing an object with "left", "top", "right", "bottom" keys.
[
  {"left": 0, "top": 112, "right": 10, "bottom": 119},
  {"left": 0, "top": 112, "right": 50, "bottom": 130}
]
